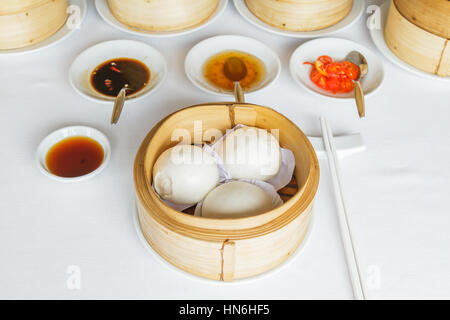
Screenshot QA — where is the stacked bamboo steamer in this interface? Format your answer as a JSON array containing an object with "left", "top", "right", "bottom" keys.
[
  {"left": 0, "top": 0, "right": 69, "bottom": 50},
  {"left": 134, "top": 102, "right": 319, "bottom": 281},
  {"left": 107, "top": 0, "right": 219, "bottom": 32},
  {"left": 244, "top": 0, "right": 353, "bottom": 31},
  {"left": 385, "top": 0, "right": 450, "bottom": 77}
]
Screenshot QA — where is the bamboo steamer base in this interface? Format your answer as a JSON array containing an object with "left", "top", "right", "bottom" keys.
[
  {"left": 244, "top": 0, "right": 353, "bottom": 32},
  {"left": 384, "top": 0, "right": 449, "bottom": 77},
  {"left": 134, "top": 103, "right": 319, "bottom": 282},
  {"left": 0, "top": 0, "right": 68, "bottom": 50},
  {"left": 138, "top": 201, "right": 312, "bottom": 281},
  {"left": 107, "top": 0, "right": 219, "bottom": 32}
]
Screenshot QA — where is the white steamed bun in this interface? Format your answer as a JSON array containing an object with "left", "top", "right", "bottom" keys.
[
  {"left": 153, "top": 145, "right": 219, "bottom": 205},
  {"left": 217, "top": 126, "right": 281, "bottom": 181},
  {"left": 202, "top": 181, "right": 274, "bottom": 219}
]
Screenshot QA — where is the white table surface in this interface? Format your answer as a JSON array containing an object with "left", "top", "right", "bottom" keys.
[{"left": 1, "top": 0, "right": 449, "bottom": 300}]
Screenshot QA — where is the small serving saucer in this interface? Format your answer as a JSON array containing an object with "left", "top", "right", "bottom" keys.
[
  {"left": 36, "top": 126, "right": 111, "bottom": 183},
  {"left": 289, "top": 37, "right": 385, "bottom": 101},
  {"left": 185, "top": 35, "right": 281, "bottom": 97},
  {"left": 95, "top": 0, "right": 228, "bottom": 38},
  {"left": 233, "top": 0, "right": 365, "bottom": 38},
  {"left": 0, "top": 0, "right": 87, "bottom": 55},
  {"left": 69, "top": 39, "right": 167, "bottom": 104}
]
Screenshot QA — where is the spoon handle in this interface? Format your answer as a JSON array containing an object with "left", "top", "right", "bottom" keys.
[
  {"left": 111, "top": 87, "right": 127, "bottom": 124},
  {"left": 354, "top": 81, "right": 365, "bottom": 118},
  {"left": 234, "top": 81, "right": 245, "bottom": 103}
]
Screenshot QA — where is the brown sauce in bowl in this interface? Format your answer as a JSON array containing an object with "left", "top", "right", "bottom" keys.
[
  {"left": 46, "top": 136, "right": 104, "bottom": 178},
  {"left": 90, "top": 58, "right": 150, "bottom": 97}
]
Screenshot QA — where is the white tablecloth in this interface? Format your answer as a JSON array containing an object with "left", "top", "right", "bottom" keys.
[{"left": 1, "top": 0, "right": 449, "bottom": 299}]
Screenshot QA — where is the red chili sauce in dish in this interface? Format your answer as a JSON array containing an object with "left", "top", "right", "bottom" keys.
[{"left": 304, "top": 55, "right": 360, "bottom": 94}]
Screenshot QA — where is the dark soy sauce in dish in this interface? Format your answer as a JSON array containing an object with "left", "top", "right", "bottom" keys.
[
  {"left": 90, "top": 58, "right": 150, "bottom": 97},
  {"left": 46, "top": 136, "right": 104, "bottom": 178}
]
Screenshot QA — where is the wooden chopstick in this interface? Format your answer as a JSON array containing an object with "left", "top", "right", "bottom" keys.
[{"left": 320, "top": 116, "right": 366, "bottom": 300}]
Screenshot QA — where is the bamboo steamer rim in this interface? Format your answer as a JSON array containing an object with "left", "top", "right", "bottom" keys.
[
  {"left": 135, "top": 103, "right": 318, "bottom": 240},
  {"left": 393, "top": 0, "right": 450, "bottom": 39},
  {"left": 134, "top": 102, "right": 320, "bottom": 241},
  {"left": 0, "top": 0, "right": 49, "bottom": 16}
]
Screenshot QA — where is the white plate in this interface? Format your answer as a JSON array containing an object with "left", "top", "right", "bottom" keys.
[
  {"left": 290, "top": 37, "right": 384, "bottom": 100},
  {"left": 95, "top": 0, "right": 228, "bottom": 38},
  {"left": 185, "top": 35, "right": 281, "bottom": 97},
  {"left": 0, "top": 0, "right": 87, "bottom": 55},
  {"left": 369, "top": 1, "right": 450, "bottom": 82},
  {"left": 233, "top": 0, "right": 365, "bottom": 38},
  {"left": 36, "top": 126, "right": 111, "bottom": 183},
  {"left": 133, "top": 202, "right": 315, "bottom": 285},
  {"left": 69, "top": 40, "right": 167, "bottom": 104}
]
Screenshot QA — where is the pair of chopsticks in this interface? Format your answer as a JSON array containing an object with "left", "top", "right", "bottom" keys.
[{"left": 320, "top": 117, "right": 367, "bottom": 300}]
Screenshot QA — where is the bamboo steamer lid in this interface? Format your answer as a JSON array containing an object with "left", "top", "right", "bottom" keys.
[
  {"left": 107, "top": 0, "right": 219, "bottom": 32},
  {"left": 385, "top": 0, "right": 449, "bottom": 77},
  {"left": 134, "top": 102, "right": 320, "bottom": 281},
  {"left": 0, "top": 0, "right": 68, "bottom": 50},
  {"left": 244, "top": 0, "right": 353, "bottom": 32},
  {"left": 394, "top": 0, "right": 450, "bottom": 39},
  {"left": 0, "top": 0, "right": 47, "bottom": 15}
]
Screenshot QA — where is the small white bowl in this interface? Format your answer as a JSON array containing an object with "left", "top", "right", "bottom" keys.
[
  {"left": 185, "top": 35, "right": 281, "bottom": 97},
  {"left": 36, "top": 126, "right": 111, "bottom": 182},
  {"left": 69, "top": 40, "right": 167, "bottom": 104},
  {"left": 289, "top": 38, "right": 385, "bottom": 100}
]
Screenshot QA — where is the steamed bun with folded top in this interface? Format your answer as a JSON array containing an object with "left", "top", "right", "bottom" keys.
[
  {"left": 217, "top": 127, "right": 281, "bottom": 181},
  {"left": 202, "top": 181, "right": 274, "bottom": 219},
  {"left": 152, "top": 145, "right": 219, "bottom": 205}
]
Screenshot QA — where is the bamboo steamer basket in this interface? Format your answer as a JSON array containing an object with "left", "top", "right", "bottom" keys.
[
  {"left": 384, "top": 0, "right": 450, "bottom": 77},
  {"left": 0, "top": 0, "right": 47, "bottom": 15},
  {"left": 107, "top": 0, "right": 219, "bottom": 32},
  {"left": 244, "top": 0, "right": 353, "bottom": 32},
  {"left": 134, "top": 102, "right": 320, "bottom": 281},
  {"left": 0, "top": 0, "right": 68, "bottom": 50}
]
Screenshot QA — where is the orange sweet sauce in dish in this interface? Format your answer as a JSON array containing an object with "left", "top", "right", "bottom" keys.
[
  {"left": 45, "top": 136, "right": 104, "bottom": 178},
  {"left": 203, "top": 50, "right": 266, "bottom": 91}
]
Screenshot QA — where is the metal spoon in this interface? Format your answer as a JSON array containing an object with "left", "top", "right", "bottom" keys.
[
  {"left": 345, "top": 51, "right": 368, "bottom": 118},
  {"left": 110, "top": 87, "right": 127, "bottom": 124},
  {"left": 223, "top": 57, "right": 247, "bottom": 103}
]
